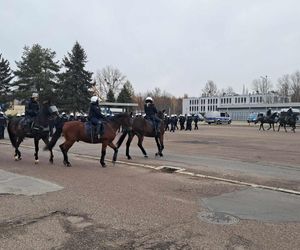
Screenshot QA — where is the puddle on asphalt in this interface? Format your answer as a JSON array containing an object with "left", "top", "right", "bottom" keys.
[{"left": 200, "top": 188, "right": 300, "bottom": 222}]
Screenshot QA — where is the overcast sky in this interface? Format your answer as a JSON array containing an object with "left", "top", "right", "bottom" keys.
[{"left": 1, "top": 0, "right": 300, "bottom": 97}]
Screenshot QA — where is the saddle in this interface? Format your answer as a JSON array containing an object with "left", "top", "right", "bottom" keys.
[
  {"left": 19, "top": 117, "right": 49, "bottom": 136},
  {"left": 85, "top": 121, "right": 104, "bottom": 140},
  {"left": 144, "top": 117, "right": 160, "bottom": 135}
]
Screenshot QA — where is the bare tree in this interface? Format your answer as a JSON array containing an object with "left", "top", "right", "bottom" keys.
[
  {"left": 94, "top": 66, "right": 127, "bottom": 101},
  {"left": 277, "top": 74, "right": 290, "bottom": 97},
  {"left": 202, "top": 80, "right": 218, "bottom": 96},
  {"left": 220, "top": 86, "right": 235, "bottom": 96},
  {"left": 252, "top": 76, "right": 272, "bottom": 94},
  {"left": 290, "top": 71, "right": 300, "bottom": 102}
]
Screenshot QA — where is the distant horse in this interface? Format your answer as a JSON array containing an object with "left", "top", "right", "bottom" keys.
[
  {"left": 46, "top": 113, "right": 132, "bottom": 167},
  {"left": 117, "top": 110, "right": 165, "bottom": 159},
  {"left": 7, "top": 102, "right": 58, "bottom": 163},
  {"left": 277, "top": 113, "right": 298, "bottom": 132},
  {"left": 255, "top": 112, "right": 278, "bottom": 131}
]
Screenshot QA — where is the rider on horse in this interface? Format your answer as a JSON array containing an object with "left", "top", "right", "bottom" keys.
[
  {"left": 144, "top": 96, "right": 161, "bottom": 136},
  {"left": 25, "top": 93, "right": 40, "bottom": 128},
  {"left": 88, "top": 96, "right": 105, "bottom": 139},
  {"left": 286, "top": 107, "right": 294, "bottom": 122},
  {"left": 266, "top": 108, "right": 272, "bottom": 118}
]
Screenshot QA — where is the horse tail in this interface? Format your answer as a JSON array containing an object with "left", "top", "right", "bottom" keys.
[
  {"left": 7, "top": 119, "right": 17, "bottom": 148},
  {"left": 116, "top": 130, "right": 128, "bottom": 148}
]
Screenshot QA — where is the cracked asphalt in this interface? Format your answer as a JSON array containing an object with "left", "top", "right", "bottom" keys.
[{"left": 0, "top": 125, "right": 300, "bottom": 249}]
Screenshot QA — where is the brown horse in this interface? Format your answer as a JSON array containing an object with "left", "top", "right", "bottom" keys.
[
  {"left": 117, "top": 110, "right": 165, "bottom": 159},
  {"left": 46, "top": 113, "right": 132, "bottom": 167}
]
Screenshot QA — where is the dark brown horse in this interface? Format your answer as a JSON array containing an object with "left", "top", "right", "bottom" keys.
[
  {"left": 254, "top": 112, "right": 279, "bottom": 131},
  {"left": 117, "top": 110, "right": 165, "bottom": 159},
  {"left": 7, "top": 102, "right": 58, "bottom": 164},
  {"left": 277, "top": 112, "right": 298, "bottom": 132},
  {"left": 46, "top": 113, "right": 132, "bottom": 167}
]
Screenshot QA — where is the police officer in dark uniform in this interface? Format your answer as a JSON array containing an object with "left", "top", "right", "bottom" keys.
[
  {"left": 179, "top": 114, "right": 185, "bottom": 130},
  {"left": 170, "top": 115, "right": 176, "bottom": 132},
  {"left": 266, "top": 108, "right": 272, "bottom": 118},
  {"left": 0, "top": 111, "right": 7, "bottom": 139},
  {"left": 25, "top": 93, "right": 40, "bottom": 128},
  {"left": 194, "top": 114, "right": 199, "bottom": 130},
  {"left": 185, "top": 114, "right": 192, "bottom": 131},
  {"left": 164, "top": 115, "right": 170, "bottom": 131},
  {"left": 287, "top": 107, "right": 293, "bottom": 117},
  {"left": 144, "top": 96, "right": 161, "bottom": 136},
  {"left": 88, "top": 96, "right": 105, "bottom": 138}
]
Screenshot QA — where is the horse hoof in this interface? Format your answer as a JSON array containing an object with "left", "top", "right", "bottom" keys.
[
  {"left": 127, "top": 156, "right": 132, "bottom": 160},
  {"left": 101, "top": 164, "right": 106, "bottom": 168},
  {"left": 14, "top": 156, "right": 19, "bottom": 161},
  {"left": 155, "top": 153, "right": 158, "bottom": 156},
  {"left": 159, "top": 153, "right": 163, "bottom": 157},
  {"left": 144, "top": 155, "right": 148, "bottom": 158},
  {"left": 49, "top": 159, "right": 54, "bottom": 164},
  {"left": 35, "top": 160, "right": 39, "bottom": 164},
  {"left": 63, "top": 161, "right": 71, "bottom": 167}
]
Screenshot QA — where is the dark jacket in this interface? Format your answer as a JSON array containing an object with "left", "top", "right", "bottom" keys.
[
  {"left": 0, "top": 115, "right": 6, "bottom": 126},
  {"left": 266, "top": 109, "right": 272, "bottom": 117},
  {"left": 287, "top": 108, "right": 293, "bottom": 116},
  {"left": 144, "top": 103, "right": 158, "bottom": 118},
  {"left": 25, "top": 99, "right": 39, "bottom": 117},
  {"left": 88, "top": 103, "right": 105, "bottom": 122}
]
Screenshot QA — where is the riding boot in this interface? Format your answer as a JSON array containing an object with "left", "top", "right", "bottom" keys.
[{"left": 96, "top": 124, "right": 101, "bottom": 139}]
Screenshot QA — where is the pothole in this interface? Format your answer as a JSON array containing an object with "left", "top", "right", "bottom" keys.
[
  {"left": 198, "top": 211, "right": 239, "bottom": 225},
  {"left": 156, "top": 166, "right": 185, "bottom": 173}
]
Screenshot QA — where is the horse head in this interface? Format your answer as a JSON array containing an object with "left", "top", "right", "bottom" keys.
[
  {"left": 109, "top": 112, "right": 133, "bottom": 132},
  {"left": 37, "top": 101, "right": 59, "bottom": 126}
]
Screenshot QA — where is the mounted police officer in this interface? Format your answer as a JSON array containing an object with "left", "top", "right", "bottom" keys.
[
  {"left": 266, "top": 108, "right": 272, "bottom": 118},
  {"left": 144, "top": 96, "right": 161, "bottom": 136},
  {"left": 287, "top": 107, "right": 293, "bottom": 117},
  {"left": 25, "top": 93, "right": 40, "bottom": 128},
  {"left": 88, "top": 96, "right": 105, "bottom": 138}
]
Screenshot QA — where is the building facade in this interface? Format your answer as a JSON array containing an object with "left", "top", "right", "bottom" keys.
[{"left": 182, "top": 93, "right": 299, "bottom": 121}]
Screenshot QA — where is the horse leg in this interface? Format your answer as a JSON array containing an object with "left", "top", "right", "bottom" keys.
[
  {"left": 34, "top": 137, "right": 40, "bottom": 164},
  {"left": 272, "top": 123, "right": 275, "bottom": 131},
  {"left": 14, "top": 136, "right": 23, "bottom": 161},
  {"left": 42, "top": 136, "right": 54, "bottom": 164},
  {"left": 59, "top": 140, "right": 75, "bottom": 167},
  {"left": 100, "top": 142, "right": 108, "bottom": 167},
  {"left": 284, "top": 124, "right": 287, "bottom": 132},
  {"left": 125, "top": 133, "right": 134, "bottom": 160},
  {"left": 154, "top": 136, "right": 163, "bottom": 157},
  {"left": 108, "top": 141, "right": 118, "bottom": 163},
  {"left": 267, "top": 123, "right": 271, "bottom": 130},
  {"left": 137, "top": 135, "right": 148, "bottom": 158}
]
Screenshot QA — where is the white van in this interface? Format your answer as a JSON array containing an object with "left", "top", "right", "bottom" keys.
[{"left": 204, "top": 111, "right": 232, "bottom": 124}]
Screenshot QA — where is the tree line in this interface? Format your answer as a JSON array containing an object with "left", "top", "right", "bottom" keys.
[
  {"left": 0, "top": 42, "right": 183, "bottom": 114},
  {"left": 2, "top": 41, "right": 299, "bottom": 115}
]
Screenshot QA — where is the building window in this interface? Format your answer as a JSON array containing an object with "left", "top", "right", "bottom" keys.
[
  {"left": 260, "top": 97, "right": 263, "bottom": 102},
  {"left": 250, "top": 97, "right": 252, "bottom": 103}
]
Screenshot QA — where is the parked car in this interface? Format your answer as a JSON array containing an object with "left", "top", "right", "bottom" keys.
[
  {"left": 204, "top": 111, "right": 231, "bottom": 124},
  {"left": 247, "top": 113, "right": 258, "bottom": 124}
]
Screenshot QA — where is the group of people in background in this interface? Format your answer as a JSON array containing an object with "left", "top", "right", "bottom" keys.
[{"left": 163, "top": 114, "right": 201, "bottom": 132}]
